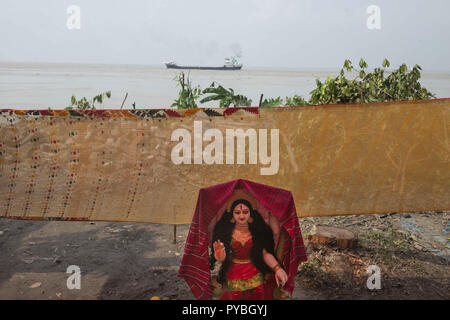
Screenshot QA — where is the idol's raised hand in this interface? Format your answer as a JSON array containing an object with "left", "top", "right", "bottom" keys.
[{"left": 213, "top": 240, "right": 226, "bottom": 262}]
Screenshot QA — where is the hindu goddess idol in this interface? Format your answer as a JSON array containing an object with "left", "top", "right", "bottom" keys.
[
  {"left": 208, "top": 191, "right": 288, "bottom": 300},
  {"left": 179, "top": 180, "right": 307, "bottom": 300}
]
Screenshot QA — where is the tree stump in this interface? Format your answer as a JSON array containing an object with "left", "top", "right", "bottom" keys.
[{"left": 308, "top": 225, "right": 357, "bottom": 249}]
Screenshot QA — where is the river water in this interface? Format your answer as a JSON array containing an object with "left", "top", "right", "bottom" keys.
[{"left": 1, "top": 62, "right": 449, "bottom": 109}]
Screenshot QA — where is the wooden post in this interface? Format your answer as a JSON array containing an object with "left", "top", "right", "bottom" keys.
[
  {"left": 259, "top": 94, "right": 264, "bottom": 107},
  {"left": 173, "top": 225, "right": 177, "bottom": 244},
  {"left": 120, "top": 92, "right": 128, "bottom": 109}
]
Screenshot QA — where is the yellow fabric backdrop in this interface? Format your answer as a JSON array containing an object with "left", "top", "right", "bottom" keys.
[{"left": 0, "top": 99, "right": 449, "bottom": 224}]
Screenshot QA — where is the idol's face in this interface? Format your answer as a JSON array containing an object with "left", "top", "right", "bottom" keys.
[{"left": 233, "top": 203, "right": 250, "bottom": 225}]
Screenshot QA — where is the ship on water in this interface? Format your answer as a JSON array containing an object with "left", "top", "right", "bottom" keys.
[{"left": 165, "top": 57, "right": 242, "bottom": 70}]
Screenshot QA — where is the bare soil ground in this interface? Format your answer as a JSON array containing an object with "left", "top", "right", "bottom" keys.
[
  {"left": 294, "top": 211, "right": 449, "bottom": 300},
  {"left": 0, "top": 211, "right": 448, "bottom": 300}
]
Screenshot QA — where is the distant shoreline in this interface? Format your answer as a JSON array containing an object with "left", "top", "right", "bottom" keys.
[{"left": 2, "top": 61, "right": 450, "bottom": 74}]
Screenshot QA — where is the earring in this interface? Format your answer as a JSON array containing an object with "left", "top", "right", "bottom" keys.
[
  {"left": 248, "top": 217, "right": 253, "bottom": 223},
  {"left": 230, "top": 217, "right": 236, "bottom": 223}
]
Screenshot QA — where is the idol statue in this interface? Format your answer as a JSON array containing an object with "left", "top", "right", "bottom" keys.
[
  {"left": 209, "top": 195, "right": 288, "bottom": 299},
  {"left": 179, "top": 180, "right": 307, "bottom": 300}
]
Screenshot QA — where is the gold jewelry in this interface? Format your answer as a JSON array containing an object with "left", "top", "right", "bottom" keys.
[
  {"left": 233, "top": 228, "right": 250, "bottom": 234},
  {"left": 230, "top": 217, "right": 236, "bottom": 223},
  {"left": 248, "top": 216, "right": 254, "bottom": 223},
  {"left": 272, "top": 264, "right": 281, "bottom": 273},
  {"left": 226, "top": 273, "right": 265, "bottom": 292},
  {"left": 231, "top": 258, "right": 252, "bottom": 264},
  {"left": 232, "top": 229, "right": 252, "bottom": 246}
]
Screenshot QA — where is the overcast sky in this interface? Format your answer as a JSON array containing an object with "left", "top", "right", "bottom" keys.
[{"left": 0, "top": 0, "right": 449, "bottom": 71}]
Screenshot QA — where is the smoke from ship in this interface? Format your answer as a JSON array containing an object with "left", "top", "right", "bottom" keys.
[{"left": 230, "top": 43, "right": 243, "bottom": 58}]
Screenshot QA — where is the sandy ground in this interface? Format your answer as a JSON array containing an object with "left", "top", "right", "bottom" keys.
[
  {"left": 0, "top": 220, "right": 193, "bottom": 300},
  {"left": 0, "top": 211, "right": 448, "bottom": 300}
]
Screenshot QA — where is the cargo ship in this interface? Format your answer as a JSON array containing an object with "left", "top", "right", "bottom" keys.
[{"left": 165, "top": 57, "right": 242, "bottom": 70}]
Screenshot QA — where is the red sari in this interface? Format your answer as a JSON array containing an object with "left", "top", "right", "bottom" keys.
[{"left": 219, "top": 238, "right": 274, "bottom": 300}]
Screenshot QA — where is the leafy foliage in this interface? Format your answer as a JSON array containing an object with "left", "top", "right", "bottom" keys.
[
  {"left": 260, "top": 96, "right": 284, "bottom": 107},
  {"left": 170, "top": 72, "right": 202, "bottom": 109},
  {"left": 309, "top": 58, "right": 435, "bottom": 105},
  {"left": 200, "top": 81, "right": 252, "bottom": 107},
  {"left": 284, "top": 95, "right": 309, "bottom": 106},
  {"left": 67, "top": 91, "right": 111, "bottom": 110},
  {"left": 171, "top": 59, "right": 435, "bottom": 109}
]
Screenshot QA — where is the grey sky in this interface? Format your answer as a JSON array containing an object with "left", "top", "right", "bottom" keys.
[{"left": 0, "top": 0, "right": 449, "bottom": 71}]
